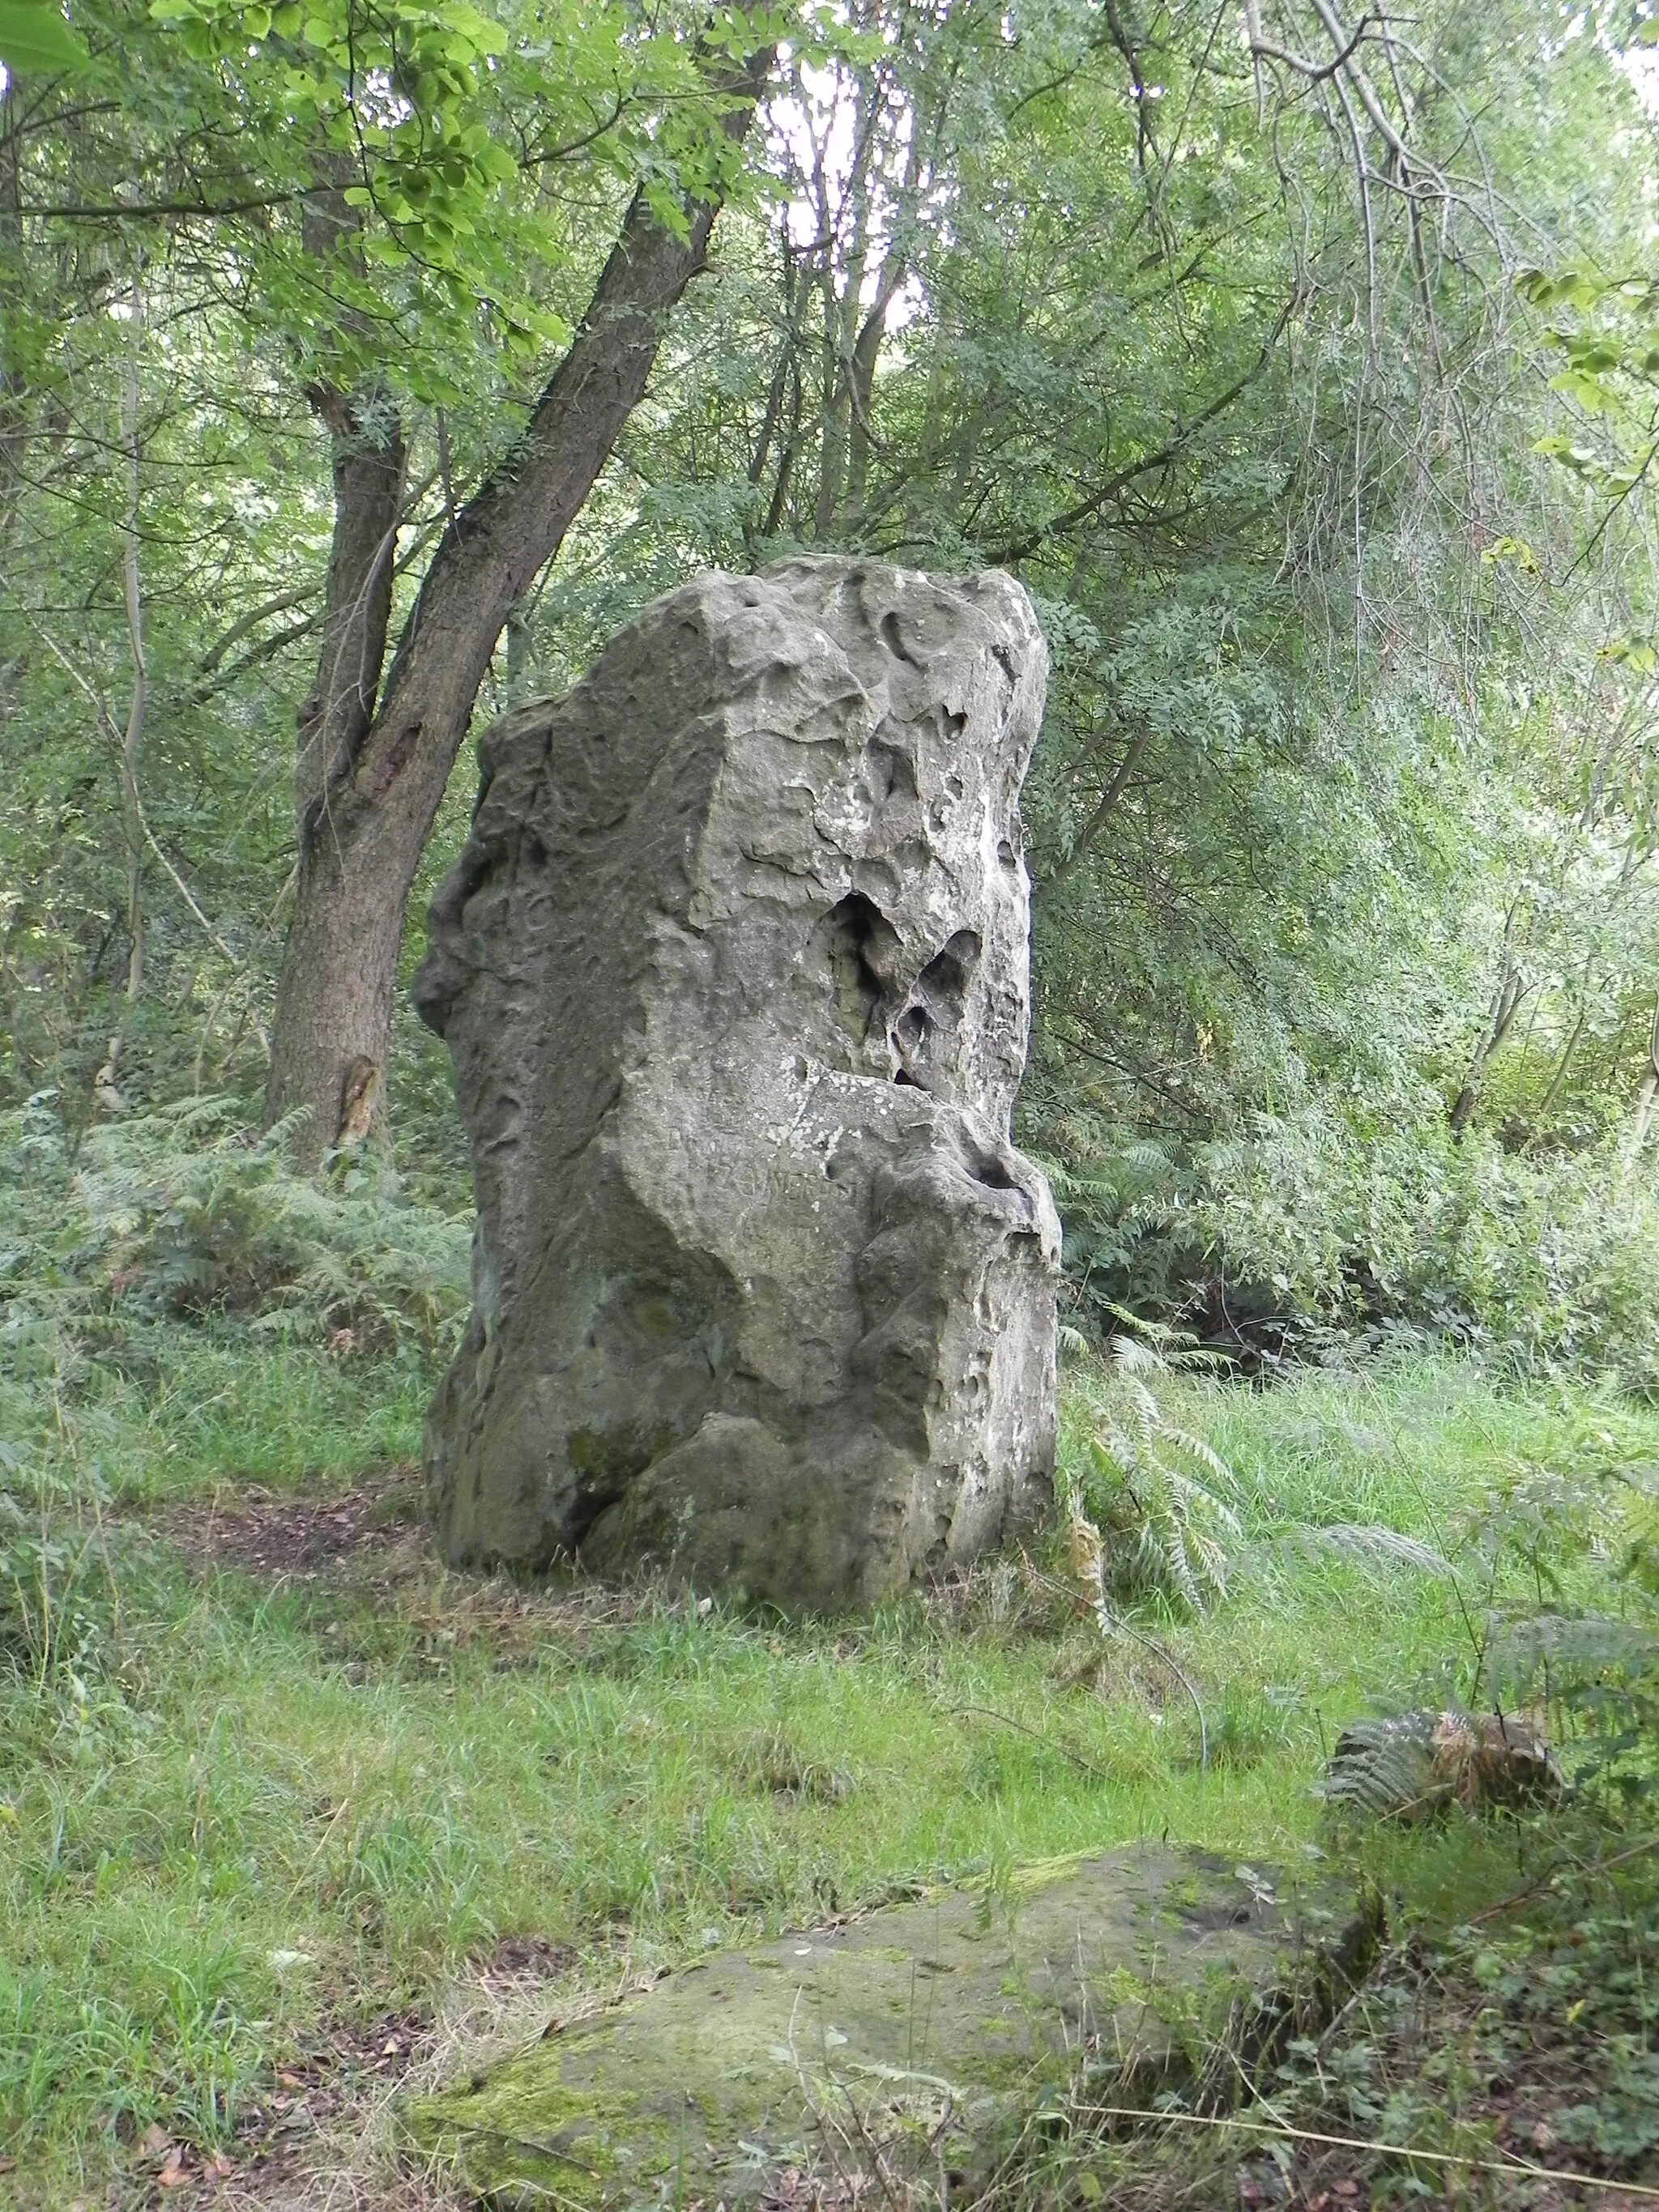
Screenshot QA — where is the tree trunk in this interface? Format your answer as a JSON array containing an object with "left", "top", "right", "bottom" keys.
[
  {"left": 265, "top": 53, "right": 770, "bottom": 1166},
  {"left": 0, "top": 80, "right": 26, "bottom": 554},
  {"left": 117, "top": 276, "right": 147, "bottom": 1008},
  {"left": 262, "top": 378, "right": 405, "bottom": 1142},
  {"left": 296, "top": 382, "right": 406, "bottom": 833},
  {"left": 96, "top": 272, "right": 148, "bottom": 1116},
  {"left": 266, "top": 803, "right": 407, "bottom": 1151},
  {"left": 843, "top": 83, "right": 930, "bottom": 526},
  {"left": 1448, "top": 921, "right": 1528, "bottom": 1144},
  {"left": 1623, "top": 993, "right": 1659, "bottom": 1187}
]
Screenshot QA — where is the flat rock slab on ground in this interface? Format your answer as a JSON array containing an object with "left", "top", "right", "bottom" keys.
[{"left": 411, "top": 1848, "right": 1372, "bottom": 2208}]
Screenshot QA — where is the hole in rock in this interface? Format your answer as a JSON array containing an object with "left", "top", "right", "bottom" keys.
[
  {"left": 894, "top": 1004, "right": 929, "bottom": 1055},
  {"left": 867, "top": 740, "right": 919, "bottom": 803},
  {"left": 917, "top": 929, "right": 981, "bottom": 1008},
  {"left": 565, "top": 1424, "right": 649, "bottom": 1551},
  {"left": 966, "top": 1148, "right": 1017, "bottom": 1191},
  {"left": 880, "top": 609, "right": 923, "bottom": 667},
  {"left": 816, "top": 893, "right": 900, "bottom": 1050},
  {"left": 889, "top": 931, "right": 982, "bottom": 1093}
]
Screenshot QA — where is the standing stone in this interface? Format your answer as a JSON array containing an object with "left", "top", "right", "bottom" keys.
[{"left": 415, "top": 555, "right": 1060, "bottom": 1612}]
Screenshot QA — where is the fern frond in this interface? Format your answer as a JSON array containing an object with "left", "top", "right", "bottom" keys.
[
  {"left": 1278, "top": 1524, "right": 1454, "bottom": 1576},
  {"left": 1111, "top": 1343, "right": 1154, "bottom": 1385},
  {"left": 1485, "top": 1610, "right": 1659, "bottom": 1700},
  {"left": 1159, "top": 1425, "right": 1241, "bottom": 1499},
  {"left": 1323, "top": 1715, "right": 1444, "bottom": 1820},
  {"left": 1324, "top": 1709, "right": 1562, "bottom": 1819}
]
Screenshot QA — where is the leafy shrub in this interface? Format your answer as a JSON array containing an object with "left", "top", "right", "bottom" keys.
[
  {"left": 1033, "top": 1129, "right": 1201, "bottom": 1320},
  {"left": 1038, "top": 1102, "right": 1659, "bottom": 1392},
  {"left": 2, "top": 1091, "right": 471, "bottom": 1357},
  {"left": 0, "top": 1091, "right": 471, "bottom": 1689},
  {"left": 1460, "top": 1436, "right": 1659, "bottom": 1810}
]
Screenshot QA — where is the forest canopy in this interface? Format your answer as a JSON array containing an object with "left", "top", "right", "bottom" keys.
[{"left": 2, "top": 0, "right": 1658, "bottom": 1377}]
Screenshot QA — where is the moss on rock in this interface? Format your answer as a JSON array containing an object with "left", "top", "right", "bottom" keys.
[{"left": 408, "top": 1848, "right": 1372, "bottom": 2207}]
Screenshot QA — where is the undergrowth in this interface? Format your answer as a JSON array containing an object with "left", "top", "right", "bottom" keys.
[
  {"left": 0, "top": 1090, "right": 467, "bottom": 1682},
  {"left": 4, "top": 1104, "right": 1659, "bottom": 2206},
  {"left": 4, "top": 1346, "right": 1655, "bottom": 2204},
  {"left": 975, "top": 1817, "right": 1659, "bottom": 2210},
  {"left": 1038, "top": 1103, "right": 1659, "bottom": 1395}
]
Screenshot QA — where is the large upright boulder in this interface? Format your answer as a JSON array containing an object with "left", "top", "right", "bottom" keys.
[{"left": 415, "top": 555, "right": 1059, "bottom": 1612}]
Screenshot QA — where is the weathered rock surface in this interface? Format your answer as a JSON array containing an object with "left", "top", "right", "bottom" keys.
[
  {"left": 408, "top": 1848, "right": 1375, "bottom": 2208},
  {"left": 416, "top": 555, "right": 1060, "bottom": 1610}
]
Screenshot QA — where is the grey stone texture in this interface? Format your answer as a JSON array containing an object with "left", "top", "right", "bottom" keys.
[
  {"left": 415, "top": 554, "right": 1060, "bottom": 1611},
  {"left": 409, "top": 1848, "right": 1378, "bottom": 2209}
]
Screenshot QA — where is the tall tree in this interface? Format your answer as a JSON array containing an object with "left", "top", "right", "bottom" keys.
[
  {"left": 2, "top": 0, "right": 778, "bottom": 1157},
  {"left": 265, "top": 76, "right": 771, "bottom": 1158}
]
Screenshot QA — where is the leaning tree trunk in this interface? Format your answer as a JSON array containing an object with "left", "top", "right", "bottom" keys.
[
  {"left": 265, "top": 58, "right": 769, "bottom": 1167},
  {"left": 262, "top": 375, "right": 406, "bottom": 1140},
  {"left": 1448, "top": 932, "right": 1529, "bottom": 1144},
  {"left": 1624, "top": 992, "right": 1659, "bottom": 1180}
]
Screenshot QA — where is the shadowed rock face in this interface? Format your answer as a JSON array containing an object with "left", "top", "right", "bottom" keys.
[{"left": 415, "top": 555, "right": 1060, "bottom": 1612}]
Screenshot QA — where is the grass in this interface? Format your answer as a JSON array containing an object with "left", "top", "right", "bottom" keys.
[{"left": 3, "top": 1340, "right": 1657, "bottom": 2206}]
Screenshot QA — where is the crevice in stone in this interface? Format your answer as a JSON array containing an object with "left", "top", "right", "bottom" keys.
[
  {"left": 867, "top": 739, "right": 919, "bottom": 802},
  {"left": 816, "top": 891, "right": 900, "bottom": 1051},
  {"left": 917, "top": 929, "right": 980, "bottom": 1008},
  {"left": 893, "top": 1004, "right": 929, "bottom": 1055},
  {"left": 890, "top": 930, "right": 982, "bottom": 1093},
  {"left": 880, "top": 608, "right": 923, "bottom": 667}
]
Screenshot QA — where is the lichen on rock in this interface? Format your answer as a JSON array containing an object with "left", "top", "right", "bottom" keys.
[
  {"left": 415, "top": 555, "right": 1060, "bottom": 1610},
  {"left": 406, "top": 1848, "right": 1375, "bottom": 2209}
]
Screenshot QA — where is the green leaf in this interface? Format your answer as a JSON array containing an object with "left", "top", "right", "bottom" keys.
[
  {"left": 1548, "top": 369, "right": 1613, "bottom": 411},
  {"left": 1482, "top": 535, "right": 1539, "bottom": 575},
  {"left": 0, "top": 0, "right": 87, "bottom": 70},
  {"left": 1565, "top": 340, "right": 1621, "bottom": 373}
]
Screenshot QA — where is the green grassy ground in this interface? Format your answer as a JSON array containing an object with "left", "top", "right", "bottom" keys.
[{"left": 3, "top": 1343, "right": 1655, "bottom": 2205}]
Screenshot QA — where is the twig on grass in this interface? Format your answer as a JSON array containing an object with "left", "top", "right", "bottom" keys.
[
  {"left": 956, "top": 1703, "right": 1111, "bottom": 1785},
  {"left": 1313, "top": 1943, "right": 1399, "bottom": 2056},
  {"left": 1077, "top": 2102, "right": 1659, "bottom": 2198},
  {"left": 1466, "top": 1831, "right": 1659, "bottom": 1924},
  {"left": 282, "top": 1793, "right": 353, "bottom": 1909},
  {"left": 1100, "top": 1613, "right": 1210, "bottom": 1773},
  {"left": 1018, "top": 1555, "right": 1211, "bottom": 1769}
]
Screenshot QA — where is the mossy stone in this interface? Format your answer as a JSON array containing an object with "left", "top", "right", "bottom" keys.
[{"left": 407, "top": 1846, "right": 1371, "bottom": 2206}]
